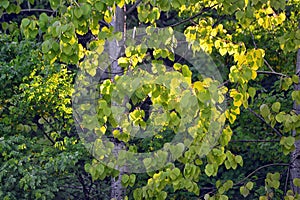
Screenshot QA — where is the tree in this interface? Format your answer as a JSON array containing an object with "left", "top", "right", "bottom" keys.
[{"left": 1, "top": 0, "right": 300, "bottom": 199}]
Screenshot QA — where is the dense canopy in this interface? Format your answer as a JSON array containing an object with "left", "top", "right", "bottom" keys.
[{"left": 0, "top": 0, "right": 300, "bottom": 199}]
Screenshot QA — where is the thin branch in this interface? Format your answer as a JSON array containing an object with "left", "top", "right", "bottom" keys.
[
  {"left": 218, "top": 80, "right": 230, "bottom": 88},
  {"left": 2, "top": 8, "right": 54, "bottom": 16},
  {"left": 126, "top": 0, "right": 142, "bottom": 15},
  {"left": 230, "top": 139, "right": 280, "bottom": 143},
  {"left": 285, "top": 167, "right": 290, "bottom": 194},
  {"left": 36, "top": 122, "right": 55, "bottom": 145},
  {"left": 168, "top": 5, "right": 216, "bottom": 27},
  {"left": 257, "top": 70, "right": 288, "bottom": 77},
  {"left": 247, "top": 108, "right": 283, "bottom": 137},
  {"left": 235, "top": 163, "right": 289, "bottom": 186},
  {"left": 250, "top": 31, "right": 258, "bottom": 49},
  {"left": 250, "top": 32, "right": 275, "bottom": 72},
  {"left": 189, "top": 19, "right": 198, "bottom": 26},
  {"left": 264, "top": 58, "right": 276, "bottom": 72}
]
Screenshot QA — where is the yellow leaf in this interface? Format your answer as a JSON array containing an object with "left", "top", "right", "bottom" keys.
[
  {"left": 251, "top": 70, "right": 257, "bottom": 80},
  {"left": 219, "top": 48, "right": 227, "bottom": 56},
  {"left": 229, "top": 89, "right": 238, "bottom": 97},
  {"left": 214, "top": 40, "right": 221, "bottom": 49},
  {"left": 193, "top": 81, "right": 204, "bottom": 91},
  {"left": 217, "top": 24, "right": 224, "bottom": 33},
  {"left": 231, "top": 107, "right": 240, "bottom": 115},
  {"left": 233, "top": 99, "right": 242, "bottom": 107},
  {"left": 266, "top": 7, "right": 273, "bottom": 15},
  {"left": 263, "top": 18, "right": 270, "bottom": 29},
  {"left": 91, "top": 24, "right": 100, "bottom": 35},
  {"left": 104, "top": 10, "right": 112, "bottom": 23},
  {"left": 211, "top": 28, "right": 218, "bottom": 37},
  {"left": 117, "top": 0, "right": 125, "bottom": 8},
  {"left": 236, "top": 54, "right": 246, "bottom": 64},
  {"left": 278, "top": 13, "right": 286, "bottom": 24},
  {"left": 78, "top": 44, "right": 85, "bottom": 59},
  {"left": 258, "top": 18, "right": 264, "bottom": 26}
]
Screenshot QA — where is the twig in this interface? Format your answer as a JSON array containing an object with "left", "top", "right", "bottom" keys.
[
  {"left": 264, "top": 58, "right": 276, "bottom": 72},
  {"left": 218, "top": 80, "right": 230, "bottom": 88},
  {"left": 126, "top": 0, "right": 142, "bottom": 15},
  {"left": 250, "top": 31, "right": 258, "bottom": 49},
  {"left": 2, "top": 8, "right": 54, "bottom": 15},
  {"left": 230, "top": 139, "right": 280, "bottom": 143},
  {"left": 235, "top": 163, "right": 289, "bottom": 186},
  {"left": 36, "top": 122, "right": 55, "bottom": 145},
  {"left": 285, "top": 167, "right": 290, "bottom": 194},
  {"left": 189, "top": 19, "right": 198, "bottom": 26},
  {"left": 250, "top": 32, "right": 275, "bottom": 72},
  {"left": 247, "top": 108, "right": 283, "bottom": 137},
  {"left": 168, "top": 5, "right": 216, "bottom": 27},
  {"left": 257, "top": 70, "right": 288, "bottom": 77}
]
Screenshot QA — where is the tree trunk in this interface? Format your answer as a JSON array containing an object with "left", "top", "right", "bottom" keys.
[
  {"left": 290, "top": 21, "right": 300, "bottom": 194},
  {"left": 109, "top": 6, "right": 126, "bottom": 200}
]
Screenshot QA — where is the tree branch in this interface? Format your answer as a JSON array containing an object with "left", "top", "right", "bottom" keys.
[
  {"left": 218, "top": 80, "right": 230, "bottom": 88},
  {"left": 257, "top": 70, "right": 288, "bottom": 77},
  {"left": 2, "top": 8, "right": 54, "bottom": 15},
  {"left": 263, "top": 58, "right": 276, "bottom": 72},
  {"left": 168, "top": 5, "right": 216, "bottom": 27},
  {"left": 230, "top": 139, "right": 280, "bottom": 143},
  {"left": 247, "top": 108, "right": 283, "bottom": 137},
  {"left": 285, "top": 167, "right": 290, "bottom": 194},
  {"left": 250, "top": 31, "right": 276, "bottom": 72},
  {"left": 235, "top": 163, "right": 289, "bottom": 186},
  {"left": 126, "top": 0, "right": 142, "bottom": 15}
]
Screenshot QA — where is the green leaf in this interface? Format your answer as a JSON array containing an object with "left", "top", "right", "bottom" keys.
[
  {"left": 282, "top": 77, "right": 293, "bottom": 90},
  {"left": 292, "top": 75, "right": 299, "bottom": 84},
  {"left": 49, "top": 0, "right": 60, "bottom": 10},
  {"left": 292, "top": 91, "right": 300, "bottom": 105},
  {"left": 260, "top": 104, "right": 270, "bottom": 118},
  {"left": 182, "top": 65, "right": 192, "bottom": 78},
  {"left": 0, "top": 0, "right": 9, "bottom": 9},
  {"left": 121, "top": 174, "right": 129, "bottom": 186},
  {"left": 133, "top": 188, "right": 142, "bottom": 200},
  {"left": 170, "top": 168, "right": 181, "bottom": 180},
  {"left": 81, "top": 3, "right": 91, "bottom": 16},
  {"left": 236, "top": 10, "right": 244, "bottom": 20},
  {"left": 240, "top": 186, "right": 249, "bottom": 197},
  {"left": 170, "top": 143, "right": 185, "bottom": 159},
  {"left": 223, "top": 180, "right": 233, "bottom": 190},
  {"left": 235, "top": 155, "right": 243, "bottom": 166},
  {"left": 248, "top": 87, "right": 256, "bottom": 99},
  {"left": 293, "top": 178, "right": 300, "bottom": 187},
  {"left": 285, "top": 136, "right": 295, "bottom": 147},
  {"left": 143, "top": 158, "right": 152, "bottom": 168},
  {"left": 271, "top": 102, "right": 281, "bottom": 113},
  {"left": 173, "top": 63, "right": 182, "bottom": 71},
  {"left": 74, "top": 7, "right": 83, "bottom": 19},
  {"left": 275, "top": 112, "right": 286, "bottom": 123},
  {"left": 246, "top": 181, "right": 254, "bottom": 190},
  {"left": 21, "top": 18, "right": 30, "bottom": 28},
  {"left": 205, "top": 164, "right": 214, "bottom": 177},
  {"left": 129, "top": 174, "right": 136, "bottom": 187},
  {"left": 95, "top": 1, "right": 105, "bottom": 11}
]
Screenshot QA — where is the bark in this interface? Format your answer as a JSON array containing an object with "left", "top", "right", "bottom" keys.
[
  {"left": 290, "top": 21, "right": 300, "bottom": 194},
  {"left": 109, "top": 6, "right": 126, "bottom": 200}
]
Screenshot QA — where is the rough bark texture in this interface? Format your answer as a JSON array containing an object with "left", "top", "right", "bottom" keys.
[
  {"left": 290, "top": 21, "right": 300, "bottom": 194},
  {"left": 109, "top": 6, "right": 126, "bottom": 200}
]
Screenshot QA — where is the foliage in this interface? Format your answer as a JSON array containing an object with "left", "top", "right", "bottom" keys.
[{"left": 0, "top": 0, "right": 300, "bottom": 199}]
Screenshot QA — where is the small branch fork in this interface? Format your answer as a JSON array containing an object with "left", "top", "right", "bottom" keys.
[
  {"left": 247, "top": 108, "right": 283, "bottom": 137},
  {"left": 235, "top": 163, "right": 289, "bottom": 186},
  {"left": 168, "top": 5, "right": 216, "bottom": 27},
  {"left": 257, "top": 70, "right": 288, "bottom": 77}
]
